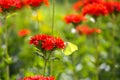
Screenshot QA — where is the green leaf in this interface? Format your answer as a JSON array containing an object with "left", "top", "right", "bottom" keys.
[
  {"left": 63, "top": 42, "right": 78, "bottom": 55},
  {"left": 0, "top": 28, "right": 3, "bottom": 34},
  {"left": 6, "top": 13, "right": 17, "bottom": 19},
  {"left": 3, "top": 57, "right": 12, "bottom": 64}
]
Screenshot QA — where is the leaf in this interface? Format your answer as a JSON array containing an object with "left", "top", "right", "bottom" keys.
[
  {"left": 0, "top": 28, "right": 3, "bottom": 34},
  {"left": 62, "top": 42, "right": 78, "bottom": 55},
  {"left": 3, "top": 57, "right": 12, "bottom": 64},
  {"left": 6, "top": 13, "right": 17, "bottom": 19},
  {"left": 49, "top": 57, "right": 60, "bottom": 61},
  {"left": 33, "top": 51, "right": 44, "bottom": 59}
]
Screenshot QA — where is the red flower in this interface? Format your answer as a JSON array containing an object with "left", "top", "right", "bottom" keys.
[
  {"left": 23, "top": 0, "right": 49, "bottom": 7},
  {"left": 23, "top": 75, "right": 55, "bottom": 80},
  {"left": 83, "top": 0, "right": 105, "bottom": 5},
  {"left": 73, "top": 1, "right": 83, "bottom": 11},
  {"left": 114, "top": 2, "right": 120, "bottom": 12},
  {"left": 64, "top": 14, "right": 86, "bottom": 24},
  {"left": 0, "top": 0, "right": 22, "bottom": 9},
  {"left": 0, "top": 0, "right": 49, "bottom": 12},
  {"left": 29, "top": 35, "right": 39, "bottom": 46},
  {"left": 94, "top": 28, "right": 101, "bottom": 33},
  {"left": 55, "top": 37, "right": 65, "bottom": 49},
  {"left": 23, "top": 0, "right": 42, "bottom": 7},
  {"left": 82, "top": 3, "right": 108, "bottom": 16},
  {"left": 103, "top": 1, "right": 120, "bottom": 14},
  {"left": 29, "top": 34, "right": 65, "bottom": 51},
  {"left": 43, "top": 0, "right": 49, "bottom": 6},
  {"left": 76, "top": 25, "right": 101, "bottom": 35},
  {"left": 72, "top": 0, "right": 105, "bottom": 11},
  {"left": 42, "top": 36, "right": 55, "bottom": 50},
  {"left": 18, "top": 29, "right": 31, "bottom": 37},
  {"left": 0, "top": 7, "right": 2, "bottom": 12},
  {"left": 103, "top": 2, "right": 114, "bottom": 13}
]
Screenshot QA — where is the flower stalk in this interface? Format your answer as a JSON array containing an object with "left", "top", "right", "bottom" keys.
[
  {"left": 43, "top": 51, "right": 52, "bottom": 76},
  {"left": 71, "top": 54, "right": 77, "bottom": 80},
  {"left": 94, "top": 32, "right": 99, "bottom": 80},
  {"left": 36, "top": 10, "right": 40, "bottom": 33},
  {"left": 111, "top": 14, "right": 116, "bottom": 80},
  {"left": 51, "top": 0, "right": 55, "bottom": 35},
  {"left": 49, "top": 0, "right": 56, "bottom": 76},
  {"left": 43, "top": 59, "right": 48, "bottom": 76},
  {"left": 3, "top": 15, "right": 10, "bottom": 80},
  {"left": 94, "top": 18, "right": 99, "bottom": 80}
]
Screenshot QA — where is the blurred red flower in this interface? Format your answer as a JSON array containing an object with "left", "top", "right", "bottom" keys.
[
  {"left": 73, "top": 1, "right": 83, "bottom": 11},
  {"left": 114, "top": 2, "right": 120, "bottom": 12},
  {"left": 103, "top": 1, "right": 120, "bottom": 14},
  {"left": 94, "top": 28, "right": 101, "bottom": 33},
  {"left": 29, "top": 34, "right": 65, "bottom": 51},
  {"left": 73, "top": 0, "right": 120, "bottom": 14},
  {"left": 23, "top": 0, "right": 49, "bottom": 7},
  {"left": 76, "top": 25, "right": 101, "bottom": 35},
  {"left": 23, "top": 75, "right": 55, "bottom": 80},
  {"left": 18, "top": 29, "right": 30, "bottom": 37},
  {"left": 82, "top": 3, "right": 108, "bottom": 16},
  {"left": 83, "top": 0, "right": 105, "bottom": 5},
  {"left": 72, "top": 0, "right": 105, "bottom": 11},
  {"left": 43, "top": 0, "right": 49, "bottom": 6},
  {"left": 64, "top": 14, "right": 86, "bottom": 24},
  {"left": 104, "top": 2, "right": 114, "bottom": 13},
  {"left": 0, "top": 0, "right": 49, "bottom": 12},
  {"left": 0, "top": 7, "right": 2, "bottom": 12},
  {"left": 0, "top": 0, "right": 22, "bottom": 9}
]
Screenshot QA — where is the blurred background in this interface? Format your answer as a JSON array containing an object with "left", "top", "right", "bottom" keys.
[{"left": 0, "top": 0, "right": 120, "bottom": 80}]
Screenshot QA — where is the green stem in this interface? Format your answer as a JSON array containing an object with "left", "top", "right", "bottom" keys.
[
  {"left": 111, "top": 14, "right": 116, "bottom": 80},
  {"left": 43, "top": 52, "right": 47, "bottom": 76},
  {"left": 36, "top": 10, "right": 40, "bottom": 33},
  {"left": 48, "top": 52, "right": 53, "bottom": 75},
  {"left": 94, "top": 33, "right": 99, "bottom": 80},
  {"left": 51, "top": 0, "right": 55, "bottom": 35},
  {"left": 43, "top": 59, "right": 48, "bottom": 76},
  {"left": 4, "top": 15, "right": 10, "bottom": 80},
  {"left": 48, "top": 0, "right": 55, "bottom": 76},
  {"left": 94, "top": 19, "right": 99, "bottom": 80},
  {"left": 50, "top": 61, "right": 53, "bottom": 75},
  {"left": 71, "top": 54, "right": 77, "bottom": 80},
  {"left": 6, "top": 66, "right": 10, "bottom": 80},
  {"left": 43, "top": 52, "right": 52, "bottom": 76}
]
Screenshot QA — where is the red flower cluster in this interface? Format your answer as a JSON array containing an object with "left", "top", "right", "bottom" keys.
[
  {"left": 73, "top": 0, "right": 105, "bottom": 11},
  {"left": 29, "top": 34, "right": 65, "bottom": 51},
  {"left": 76, "top": 25, "right": 101, "bottom": 35},
  {"left": 103, "top": 2, "right": 114, "bottom": 13},
  {"left": 114, "top": 2, "right": 120, "bottom": 12},
  {"left": 64, "top": 14, "right": 86, "bottom": 24},
  {"left": 23, "top": 75, "right": 55, "bottom": 80},
  {"left": 73, "top": 1, "right": 83, "bottom": 11},
  {"left": 18, "top": 29, "right": 31, "bottom": 37},
  {"left": 83, "top": 0, "right": 105, "bottom": 5},
  {"left": 73, "top": 0, "right": 120, "bottom": 15},
  {"left": 103, "top": 1, "right": 120, "bottom": 13},
  {"left": 0, "top": 0, "right": 22, "bottom": 10},
  {"left": 0, "top": 7, "right": 2, "bottom": 12},
  {"left": 23, "top": 0, "right": 49, "bottom": 7},
  {"left": 82, "top": 3, "right": 108, "bottom": 16},
  {"left": 0, "top": 0, "right": 49, "bottom": 12}
]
